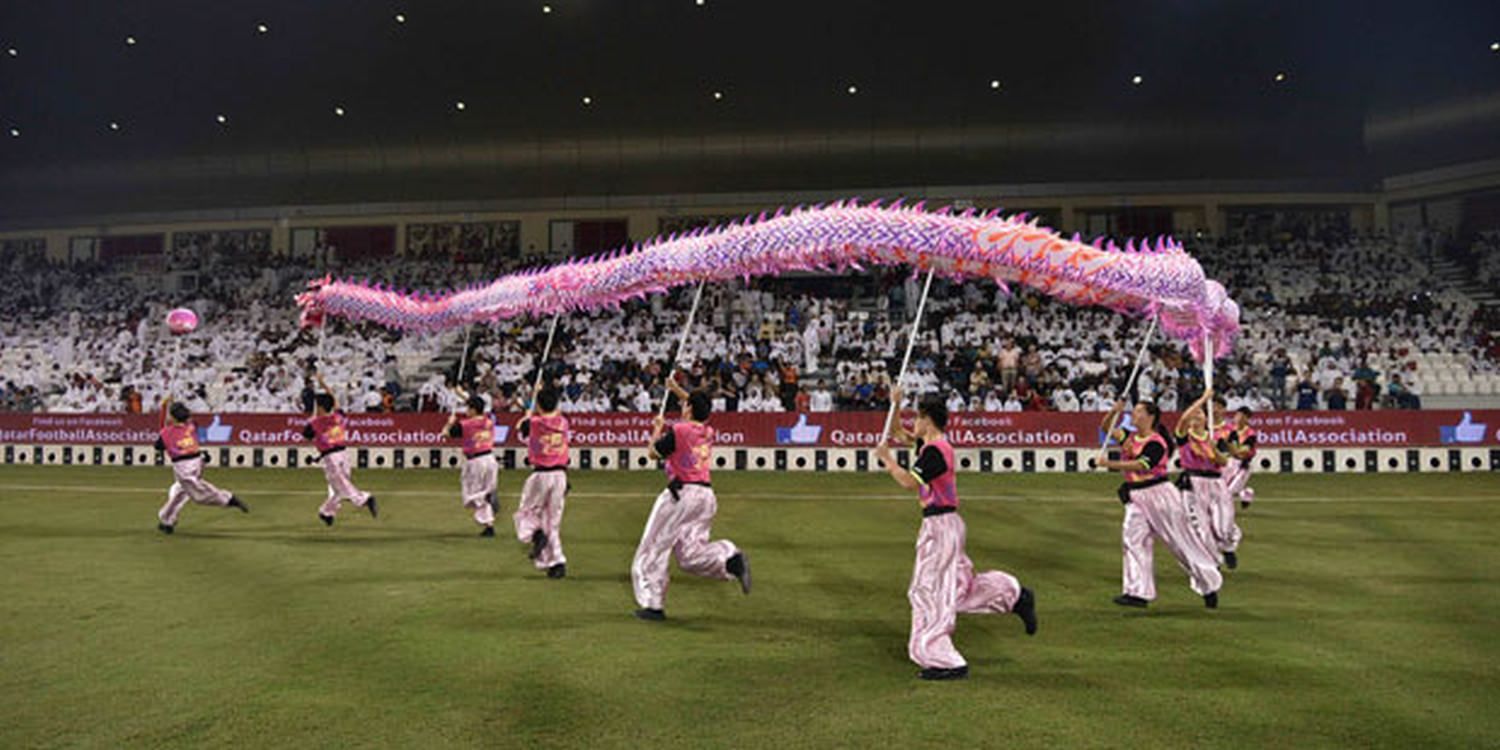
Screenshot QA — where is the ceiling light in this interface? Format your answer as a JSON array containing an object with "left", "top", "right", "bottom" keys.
[
  {"left": 109, "top": 121, "right": 120, "bottom": 131},
  {"left": 256, "top": 23, "right": 268, "bottom": 34},
  {"left": 1274, "top": 71, "right": 1287, "bottom": 82},
  {"left": 125, "top": 36, "right": 137, "bottom": 46},
  {"left": 395, "top": 13, "right": 406, "bottom": 23},
  {"left": 847, "top": 85, "right": 858, "bottom": 95},
  {"left": 6, "top": 48, "right": 16, "bottom": 57},
  {"left": 455, "top": 100, "right": 466, "bottom": 110},
  {"left": 695, "top": 0, "right": 706, "bottom": 5},
  {"left": 989, "top": 79, "right": 1001, "bottom": 90},
  {"left": 712, "top": 91, "right": 723, "bottom": 100},
  {"left": 333, "top": 106, "right": 346, "bottom": 116},
  {"left": 8, "top": 128, "right": 18, "bottom": 137},
  {"left": 582, "top": 95, "right": 592, "bottom": 105},
  {"left": 1491, "top": 41, "right": 1499, "bottom": 52},
  {"left": 1131, "top": 74, "right": 1143, "bottom": 85},
  {"left": 542, "top": 4, "right": 552, "bottom": 13},
  {"left": 216, "top": 114, "right": 228, "bottom": 124}
]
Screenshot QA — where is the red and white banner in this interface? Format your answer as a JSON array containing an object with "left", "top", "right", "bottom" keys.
[{"left": 2, "top": 410, "right": 1497, "bottom": 448}]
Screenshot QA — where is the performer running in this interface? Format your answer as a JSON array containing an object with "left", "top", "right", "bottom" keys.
[
  {"left": 1223, "top": 407, "right": 1258, "bottom": 509},
  {"left": 876, "top": 388, "right": 1037, "bottom": 681},
  {"left": 1174, "top": 389, "right": 1239, "bottom": 569},
  {"left": 444, "top": 393, "right": 500, "bottom": 537},
  {"left": 304, "top": 374, "right": 377, "bottom": 526},
  {"left": 1097, "top": 400, "right": 1223, "bottom": 609},
  {"left": 515, "top": 385, "right": 570, "bottom": 577},
  {"left": 155, "top": 398, "right": 248, "bottom": 533},
  {"left": 631, "top": 375, "right": 750, "bottom": 621}
]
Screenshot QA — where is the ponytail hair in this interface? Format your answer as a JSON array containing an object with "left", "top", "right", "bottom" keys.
[{"left": 1138, "top": 400, "right": 1175, "bottom": 458}]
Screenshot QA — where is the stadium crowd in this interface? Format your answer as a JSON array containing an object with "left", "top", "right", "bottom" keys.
[{"left": 2, "top": 227, "right": 1497, "bottom": 415}]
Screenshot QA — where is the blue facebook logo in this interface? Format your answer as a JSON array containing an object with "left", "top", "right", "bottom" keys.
[
  {"left": 775, "top": 414, "right": 823, "bottom": 445},
  {"left": 1439, "top": 412, "right": 1487, "bottom": 444}
]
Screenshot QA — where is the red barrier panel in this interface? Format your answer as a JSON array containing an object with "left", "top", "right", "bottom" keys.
[{"left": 2, "top": 410, "right": 1497, "bottom": 448}]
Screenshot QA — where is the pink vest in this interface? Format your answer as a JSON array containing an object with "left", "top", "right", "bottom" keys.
[
  {"left": 460, "top": 416, "right": 495, "bottom": 457},
  {"left": 918, "top": 438, "right": 958, "bottom": 510},
  {"left": 1178, "top": 429, "right": 1218, "bottom": 472},
  {"left": 1123, "top": 431, "right": 1169, "bottom": 483},
  {"left": 527, "top": 414, "right": 570, "bottom": 468},
  {"left": 1235, "top": 425, "right": 1258, "bottom": 458},
  {"left": 159, "top": 422, "right": 201, "bottom": 459},
  {"left": 666, "top": 421, "right": 714, "bottom": 484},
  {"left": 308, "top": 412, "right": 348, "bottom": 453}
]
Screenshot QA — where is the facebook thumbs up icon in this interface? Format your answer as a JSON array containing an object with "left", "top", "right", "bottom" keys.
[
  {"left": 1440, "top": 412, "right": 1487, "bottom": 444},
  {"left": 776, "top": 414, "right": 824, "bottom": 445},
  {"left": 200, "top": 415, "right": 234, "bottom": 443}
]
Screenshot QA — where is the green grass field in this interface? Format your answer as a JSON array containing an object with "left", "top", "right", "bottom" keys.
[{"left": 1, "top": 466, "right": 1497, "bottom": 749}]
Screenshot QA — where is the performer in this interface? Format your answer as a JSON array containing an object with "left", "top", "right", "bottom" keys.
[
  {"left": 876, "top": 389, "right": 1037, "bottom": 681},
  {"left": 1174, "top": 390, "right": 1239, "bottom": 569},
  {"left": 155, "top": 399, "right": 248, "bottom": 533},
  {"left": 1097, "top": 400, "right": 1223, "bottom": 609},
  {"left": 444, "top": 393, "right": 499, "bottom": 537},
  {"left": 1223, "top": 407, "right": 1258, "bottom": 509},
  {"left": 303, "top": 374, "right": 377, "bottom": 526},
  {"left": 631, "top": 376, "right": 750, "bottom": 621},
  {"left": 515, "top": 385, "right": 570, "bottom": 578}
]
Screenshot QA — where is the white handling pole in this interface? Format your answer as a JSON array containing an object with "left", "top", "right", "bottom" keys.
[
  {"left": 455, "top": 324, "right": 473, "bottom": 388},
  {"left": 657, "top": 281, "right": 707, "bottom": 420},
  {"left": 1204, "top": 332, "right": 1215, "bottom": 428},
  {"left": 169, "top": 334, "right": 183, "bottom": 403},
  {"left": 529, "top": 314, "right": 562, "bottom": 413},
  {"left": 881, "top": 268, "right": 936, "bottom": 442},
  {"left": 1100, "top": 315, "right": 1160, "bottom": 453}
]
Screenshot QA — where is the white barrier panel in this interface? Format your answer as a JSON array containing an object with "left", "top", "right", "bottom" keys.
[
  {"left": 1375, "top": 448, "right": 1408, "bottom": 473},
  {"left": 1333, "top": 449, "right": 1365, "bottom": 473},
  {"left": 786, "top": 452, "right": 814, "bottom": 471},
  {"left": 224, "top": 447, "right": 252, "bottom": 469},
  {"left": 744, "top": 448, "right": 776, "bottom": 471},
  {"left": 826, "top": 448, "right": 858, "bottom": 472},
  {"left": 101, "top": 446, "right": 124, "bottom": 466},
  {"left": 70, "top": 445, "right": 94, "bottom": 466},
  {"left": 1459, "top": 448, "right": 1489, "bottom": 472},
  {"left": 1290, "top": 449, "right": 1321, "bottom": 474},
  {"left": 1035, "top": 450, "right": 1068, "bottom": 473},
  {"left": 365, "top": 448, "right": 396, "bottom": 471},
  {"left": 1417, "top": 448, "right": 1448, "bottom": 473},
  {"left": 952, "top": 449, "right": 980, "bottom": 474},
  {"left": 992, "top": 450, "right": 1023, "bottom": 473},
  {"left": 591, "top": 448, "right": 622, "bottom": 471}
]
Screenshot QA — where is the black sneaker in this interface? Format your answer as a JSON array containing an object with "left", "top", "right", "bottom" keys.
[
  {"left": 634, "top": 608, "right": 665, "bottom": 621},
  {"left": 918, "top": 666, "right": 969, "bottom": 681},
  {"left": 529, "top": 529, "right": 547, "bottom": 560},
  {"left": 157, "top": 522, "right": 174, "bottom": 535},
  {"left": 1113, "top": 594, "right": 1149, "bottom": 608},
  {"left": 1014, "top": 587, "right": 1038, "bottom": 635},
  {"left": 365, "top": 496, "right": 379, "bottom": 518},
  {"left": 726, "top": 551, "right": 751, "bottom": 595},
  {"left": 1224, "top": 551, "right": 1238, "bottom": 570},
  {"left": 227, "top": 495, "right": 250, "bottom": 513},
  {"left": 319, "top": 513, "right": 335, "bottom": 527},
  {"left": 480, "top": 526, "right": 495, "bottom": 538},
  {"left": 1240, "top": 500, "right": 1250, "bottom": 509},
  {"left": 547, "top": 563, "right": 567, "bottom": 579},
  {"left": 487, "top": 492, "right": 499, "bottom": 515},
  {"left": 1204, "top": 591, "right": 1219, "bottom": 609}
]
